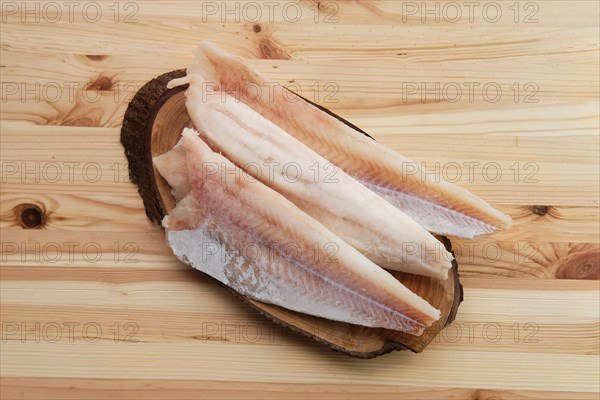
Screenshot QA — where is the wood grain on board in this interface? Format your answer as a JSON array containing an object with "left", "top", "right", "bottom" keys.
[{"left": 1, "top": 0, "right": 598, "bottom": 398}]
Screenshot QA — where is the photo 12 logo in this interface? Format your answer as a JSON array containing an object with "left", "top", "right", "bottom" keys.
[
  {"left": 1, "top": 1, "right": 141, "bottom": 23},
  {"left": 1, "top": 241, "right": 139, "bottom": 264},
  {"left": 199, "top": 80, "right": 339, "bottom": 105},
  {"left": 420, "top": 320, "right": 540, "bottom": 346},
  {"left": 401, "top": 1, "right": 540, "bottom": 24},
  {"left": 1, "top": 321, "right": 139, "bottom": 343},
  {"left": 400, "top": 82, "right": 539, "bottom": 104},
  {"left": 1, "top": 80, "right": 141, "bottom": 104},
  {"left": 1, "top": 161, "right": 131, "bottom": 184},
  {"left": 199, "top": 1, "right": 339, "bottom": 23}
]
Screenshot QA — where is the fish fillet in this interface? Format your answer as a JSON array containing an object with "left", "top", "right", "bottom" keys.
[
  {"left": 153, "top": 139, "right": 189, "bottom": 202},
  {"left": 171, "top": 74, "right": 454, "bottom": 279},
  {"left": 156, "top": 128, "right": 441, "bottom": 333},
  {"left": 176, "top": 41, "right": 511, "bottom": 239}
]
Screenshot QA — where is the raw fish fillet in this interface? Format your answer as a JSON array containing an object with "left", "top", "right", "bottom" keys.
[
  {"left": 153, "top": 139, "right": 189, "bottom": 202},
  {"left": 174, "top": 41, "right": 511, "bottom": 239},
  {"left": 167, "top": 76, "right": 453, "bottom": 279},
  {"left": 156, "top": 128, "right": 441, "bottom": 333}
]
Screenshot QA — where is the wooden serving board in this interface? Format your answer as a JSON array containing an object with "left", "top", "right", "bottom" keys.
[
  {"left": 1, "top": 1, "right": 598, "bottom": 398},
  {"left": 120, "top": 69, "right": 463, "bottom": 358}
]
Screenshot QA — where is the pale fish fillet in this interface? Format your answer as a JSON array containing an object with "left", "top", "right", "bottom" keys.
[
  {"left": 153, "top": 139, "right": 189, "bottom": 202},
  {"left": 177, "top": 41, "right": 511, "bottom": 239},
  {"left": 155, "top": 128, "right": 441, "bottom": 333},
  {"left": 184, "top": 74, "right": 453, "bottom": 279}
]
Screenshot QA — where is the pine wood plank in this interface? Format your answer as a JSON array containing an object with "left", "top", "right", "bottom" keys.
[
  {"left": 2, "top": 126, "right": 598, "bottom": 205},
  {"left": 1, "top": 278, "right": 598, "bottom": 356},
  {"left": 1, "top": 0, "right": 598, "bottom": 397},
  {"left": 1, "top": 378, "right": 598, "bottom": 400},
  {"left": 1, "top": 341, "right": 598, "bottom": 392}
]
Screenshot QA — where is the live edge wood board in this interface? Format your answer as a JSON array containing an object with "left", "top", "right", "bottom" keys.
[{"left": 120, "top": 69, "right": 463, "bottom": 358}]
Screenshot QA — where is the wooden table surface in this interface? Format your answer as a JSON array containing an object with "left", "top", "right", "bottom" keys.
[{"left": 1, "top": 1, "right": 599, "bottom": 399}]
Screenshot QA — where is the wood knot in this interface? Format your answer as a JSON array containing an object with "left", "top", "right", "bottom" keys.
[
  {"left": 531, "top": 205, "right": 549, "bottom": 216},
  {"left": 258, "top": 38, "right": 291, "bottom": 60},
  {"left": 253, "top": 24, "right": 262, "bottom": 33},
  {"left": 52, "top": 99, "right": 102, "bottom": 127},
  {"left": 314, "top": 0, "right": 327, "bottom": 12},
  {"left": 470, "top": 389, "right": 501, "bottom": 400},
  {"left": 85, "top": 54, "right": 108, "bottom": 62},
  {"left": 14, "top": 203, "right": 45, "bottom": 229},
  {"left": 86, "top": 75, "right": 114, "bottom": 91},
  {"left": 555, "top": 248, "right": 599, "bottom": 280}
]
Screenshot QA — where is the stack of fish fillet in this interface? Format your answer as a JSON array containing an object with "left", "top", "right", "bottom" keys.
[{"left": 153, "top": 41, "right": 511, "bottom": 335}]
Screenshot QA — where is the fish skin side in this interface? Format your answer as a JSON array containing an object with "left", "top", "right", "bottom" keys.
[
  {"left": 187, "top": 41, "right": 511, "bottom": 239},
  {"left": 156, "top": 129, "right": 441, "bottom": 334}
]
